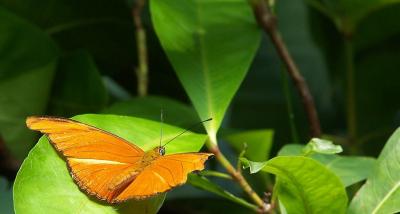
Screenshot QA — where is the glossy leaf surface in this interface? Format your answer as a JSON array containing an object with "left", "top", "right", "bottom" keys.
[
  {"left": 242, "top": 156, "right": 347, "bottom": 214},
  {"left": 278, "top": 144, "right": 376, "bottom": 186},
  {"left": 348, "top": 128, "right": 400, "bottom": 214},
  {"left": 151, "top": 0, "right": 261, "bottom": 141}
]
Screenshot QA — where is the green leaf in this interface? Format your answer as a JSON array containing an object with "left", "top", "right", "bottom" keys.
[
  {"left": 198, "top": 170, "right": 232, "bottom": 180},
  {"left": 348, "top": 128, "right": 400, "bottom": 214},
  {"left": 188, "top": 174, "right": 257, "bottom": 211},
  {"left": 241, "top": 157, "right": 348, "bottom": 214},
  {"left": 278, "top": 144, "right": 376, "bottom": 186},
  {"left": 303, "top": 138, "right": 342, "bottom": 155},
  {"left": 14, "top": 114, "right": 208, "bottom": 214},
  {"left": 48, "top": 50, "right": 108, "bottom": 117},
  {"left": 305, "top": 0, "right": 400, "bottom": 32},
  {"left": 224, "top": 129, "right": 274, "bottom": 161},
  {"left": 150, "top": 0, "right": 261, "bottom": 141},
  {"left": 0, "top": 7, "right": 58, "bottom": 159},
  {"left": 103, "top": 96, "right": 199, "bottom": 127}
]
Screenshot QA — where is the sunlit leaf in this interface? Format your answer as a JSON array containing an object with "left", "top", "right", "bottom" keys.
[
  {"left": 14, "top": 114, "right": 207, "bottom": 214},
  {"left": 241, "top": 157, "right": 348, "bottom": 214},
  {"left": 150, "top": 0, "right": 261, "bottom": 142},
  {"left": 348, "top": 128, "right": 400, "bottom": 214},
  {"left": 303, "top": 138, "right": 342, "bottom": 155},
  {"left": 278, "top": 144, "right": 376, "bottom": 186}
]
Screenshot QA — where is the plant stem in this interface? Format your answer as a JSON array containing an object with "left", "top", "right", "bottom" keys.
[
  {"left": 250, "top": 0, "right": 321, "bottom": 137},
  {"left": 132, "top": 0, "right": 149, "bottom": 97},
  {"left": 344, "top": 38, "right": 357, "bottom": 143},
  {"left": 207, "top": 141, "right": 267, "bottom": 212},
  {"left": 280, "top": 66, "right": 300, "bottom": 143}
]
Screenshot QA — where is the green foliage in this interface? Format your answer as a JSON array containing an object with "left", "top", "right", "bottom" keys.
[
  {"left": 150, "top": 0, "right": 261, "bottom": 141},
  {"left": 241, "top": 156, "right": 348, "bottom": 214},
  {"left": 303, "top": 138, "right": 343, "bottom": 155},
  {"left": 278, "top": 144, "right": 376, "bottom": 187},
  {"left": 0, "top": 0, "right": 399, "bottom": 213},
  {"left": 188, "top": 174, "right": 257, "bottom": 211},
  {"left": 348, "top": 128, "right": 400, "bottom": 213},
  {"left": 103, "top": 96, "right": 199, "bottom": 127},
  {"left": 13, "top": 114, "right": 208, "bottom": 213},
  {"left": 0, "top": 7, "right": 58, "bottom": 159},
  {"left": 48, "top": 50, "right": 108, "bottom": 117},
  {"left": 305, "top": 0, "right": 400, "bottom": 32},
  {"left": 0, "top": 0, "right": 136, "bottom": 72},
  {"left": 224, "top": 129, "right": 274, "bottom": 161}
]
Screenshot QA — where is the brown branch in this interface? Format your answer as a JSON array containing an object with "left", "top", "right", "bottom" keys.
[
  {"left": 251, "top": 0, "right": 321, "bottom": 137},
  {"left": 132, "top": 0, "right": 149, "bottom": 96},
  {"left": 0, "top": 137, "right": 21, "bottom": 182},
  {"left": 209, "top": 145, "right": 269, "bottom": 213}
]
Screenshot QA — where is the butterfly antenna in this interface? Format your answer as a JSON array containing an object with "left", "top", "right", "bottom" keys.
[
  {"left": 162, "top": 118, "right": 212, "bottom": 147},
  {"left": 159, "top": 109, "right": 164, "bottom": 147}
]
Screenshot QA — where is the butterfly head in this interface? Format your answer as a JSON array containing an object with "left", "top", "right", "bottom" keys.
[{"left": 156, "top": 146, "right": 166, "bottom": 156}]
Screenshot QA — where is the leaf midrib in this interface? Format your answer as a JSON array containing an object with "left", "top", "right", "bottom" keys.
[
  {"left": 194, "top": 0, "right": 216, "bottom": 134},
  {"left": 371, "top": 180, "right": 400, "bottom": 214},
  {"left": 268, "top": 160, "right": 313, "bottom": 214}
]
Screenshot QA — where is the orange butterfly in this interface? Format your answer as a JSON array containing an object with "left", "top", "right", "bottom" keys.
[{"left": 26, "top": 116, "right": 212, "bottom": 203}]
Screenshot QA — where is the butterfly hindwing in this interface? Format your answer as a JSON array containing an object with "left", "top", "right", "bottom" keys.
[{"left": 114, "top": 153, "right": 212, "bottom": 201}]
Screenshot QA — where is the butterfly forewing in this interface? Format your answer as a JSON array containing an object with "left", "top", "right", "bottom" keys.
[{"left": 26, "top": 116, "right": 145, "bottom": 202}]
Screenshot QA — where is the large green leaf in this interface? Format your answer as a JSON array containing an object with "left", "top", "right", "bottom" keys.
[
  {"left": 150, "top": 0, "right": 261, "bottom": 142},
  {"left": 14, "top": 114, "right": 208, "bottom": 214},
  {"left": 278, "top": 144, "right": 376, "bottom": 187},
  {"left": 48, "top": 50, "right": 108, "bottom": 117},
  {"left": 0, "top": 7, "right": 58, "bottom": 159},
  {"left": 348, "top": 128, "right": 400, "bottom": 214},
  {"left": 103, "top": 96, "right": 199, "bottom": 128},
  {"left": 242, "top": 157, "right": 348, "bottom": 214},
  {"left": 188, "top": 174, "right": 257, "bottom": 211},
  {"left": 305, "top": 0, "right": 400, "bottom": 32},
  {"left": 224, "top": 129, "right": 274, "bottom": 161}
]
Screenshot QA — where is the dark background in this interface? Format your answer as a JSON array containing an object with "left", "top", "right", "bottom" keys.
[{"left": 0, "top": 0, "right": 399, "bottom": 213}]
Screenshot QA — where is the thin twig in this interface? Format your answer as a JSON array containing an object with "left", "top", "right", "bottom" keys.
[
  {"left": 208, "top": 144, "right": 268, "bottom": 213},
  {"left": 250, "top": 0, "right": 321, "bottom": 137},
  {"left": 132, "top": 0, "right": 149, "bottom": 96}
]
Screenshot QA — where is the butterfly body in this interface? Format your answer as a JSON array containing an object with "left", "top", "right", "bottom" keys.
[
  {"left": 26, "top": 116, "right": 212, "bottom": 203},
  {"left": 107, "top": 147, "right": 164, "bottom": 192}
]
